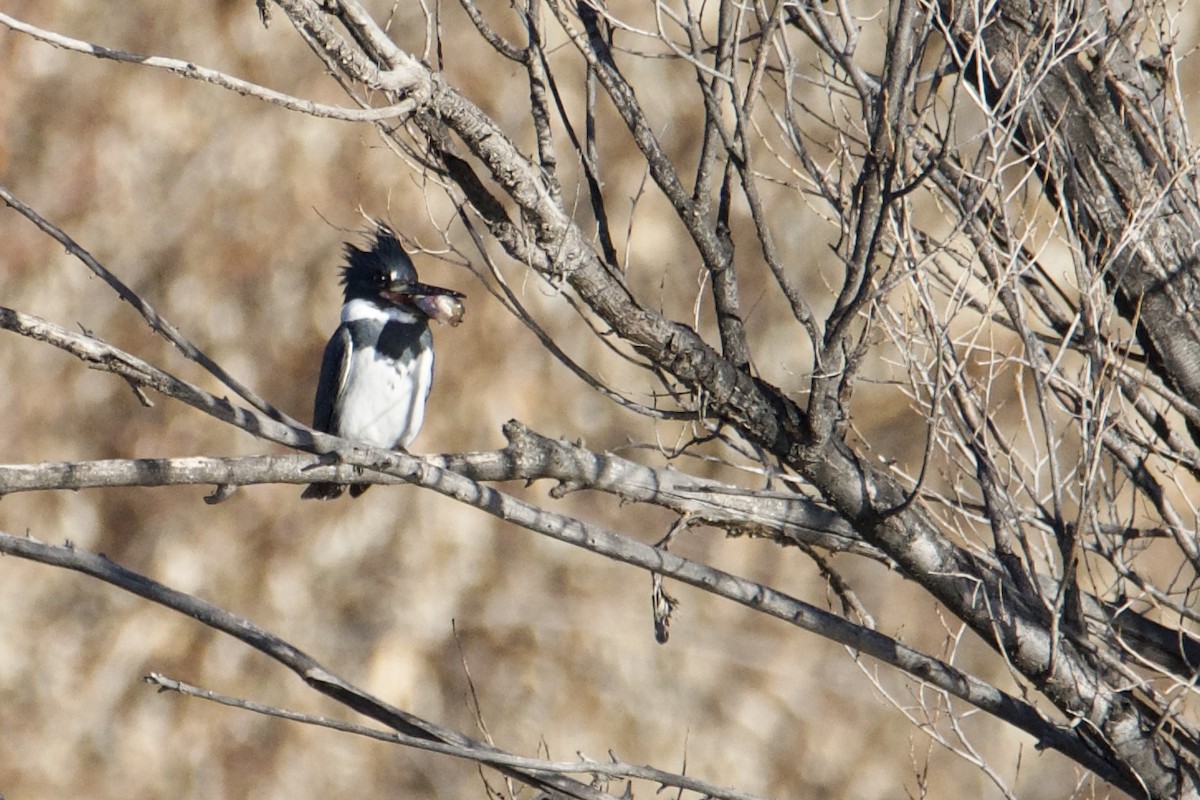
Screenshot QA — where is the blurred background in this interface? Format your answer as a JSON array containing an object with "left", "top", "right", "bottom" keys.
[{"left": 0, "top": 1, "right": 1171, "bottom": 797}]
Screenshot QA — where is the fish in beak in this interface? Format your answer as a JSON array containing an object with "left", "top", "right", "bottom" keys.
[{"left": 382, "top": 281, "right": 466, "bottom": 326}]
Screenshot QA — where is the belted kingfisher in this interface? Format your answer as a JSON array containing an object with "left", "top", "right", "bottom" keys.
[{"left": 302, "top": 222, "right": 464, "bottom": 500}]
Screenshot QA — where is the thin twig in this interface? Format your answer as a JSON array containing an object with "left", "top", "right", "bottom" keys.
[
  {"left": 0, "top": 12, "right": 414, "bottom": 122},
  {"left": 0, "top": 183, "right": 296, "bottom": 424},
  {"left": 0, "top": 532, "right": 613, "bottom": 800},
  {"left": 142, "top": 672, "right": 762, "bottom": 799}
]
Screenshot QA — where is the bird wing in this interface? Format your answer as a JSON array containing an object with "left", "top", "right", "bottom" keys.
[{"left": 313, "top": 325, "right": 354, "bottom": 434}]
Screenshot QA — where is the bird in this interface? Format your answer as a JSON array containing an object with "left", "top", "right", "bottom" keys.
[{"left": 302, "top": 222, "right": 464, "bottom": 500}]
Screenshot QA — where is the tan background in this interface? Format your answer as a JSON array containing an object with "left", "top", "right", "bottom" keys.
[{"left": 1, "top": 2, "right": 1182, "bottom": 798}]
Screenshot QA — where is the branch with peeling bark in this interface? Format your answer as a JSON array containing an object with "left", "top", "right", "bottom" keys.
[
  {"left": 7, "top": 0, "right": 1200, "bottom": 795},
  {"left": 253, "top": 1, "right": 1200, "bottom": 795},
  {"left": 0, "top": 300, "right": 1123, "bottom": 781},
  {"left": 0, "top": 421, "right": 875, "bottom": 558}
]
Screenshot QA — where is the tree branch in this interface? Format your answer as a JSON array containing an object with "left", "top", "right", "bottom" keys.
[
  {"left": 144, "top": 672, "right": 766, "bottom": 800},
  {"left": 0, "top": 424, "right": 877, "bottom": 558},
  {"left": 0, "top": 11, "right": 414, "bottom": 122},
  {"left": 0, "top": 304, "right": 1113, "bottom": 775},
  {"left": 0, "top": 531, "right": 616, "bottom": 800}
]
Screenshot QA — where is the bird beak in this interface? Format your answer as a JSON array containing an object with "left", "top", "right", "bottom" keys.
[{"left": 382, "top": 281, "right": 466, "bottom": 326}]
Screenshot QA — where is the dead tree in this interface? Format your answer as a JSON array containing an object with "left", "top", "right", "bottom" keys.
[{"left": 4, "top": 0, "right": 1200, "bottom": 797}]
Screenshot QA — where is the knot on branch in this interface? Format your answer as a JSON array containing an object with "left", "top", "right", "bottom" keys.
[
  {"left": 374, "top": 55, "right": 433, "bottom": 108},
  {"left": 501, "top": 419, "right": 604, "bottom": 496},
  {"left": 204, "top": 484, "right": 238, "bottom": 505}
]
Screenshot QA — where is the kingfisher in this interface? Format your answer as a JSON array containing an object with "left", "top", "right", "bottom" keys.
[{"left": 302, "top": 222, "right": 464, "bottom": 500}]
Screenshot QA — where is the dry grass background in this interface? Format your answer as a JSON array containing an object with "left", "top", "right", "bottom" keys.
[{"left": 0, "top": 2, "right": 1186, "bottom": 798}]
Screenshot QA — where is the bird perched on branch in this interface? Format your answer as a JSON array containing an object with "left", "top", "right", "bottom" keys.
[{"left": 302, "top": 222, "right": 464, "bottom": 500}]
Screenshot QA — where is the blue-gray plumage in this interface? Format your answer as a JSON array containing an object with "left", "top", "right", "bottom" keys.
[{"left": 303, "top": 223, "right": 464, "bottom": 500}]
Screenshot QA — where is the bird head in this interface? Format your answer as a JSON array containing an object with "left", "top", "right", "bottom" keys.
[{"left": 340, "top": 224, "right": 465, "bottom": 325}]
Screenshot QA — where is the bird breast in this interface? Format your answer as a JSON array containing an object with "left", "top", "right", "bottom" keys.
[
  {"left": 335, "top": 300, "right": 435, "bottom": 450},
  {"left": 337, "top": 338, "right": 434, "bottom": 450}
]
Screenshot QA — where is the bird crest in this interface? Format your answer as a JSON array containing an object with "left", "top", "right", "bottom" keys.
[{"left": 339, "top": 222, "right": 417, "bottom": 301}]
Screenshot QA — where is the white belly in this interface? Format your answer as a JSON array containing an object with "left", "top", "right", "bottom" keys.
[{"left": 337, "top": 344, "right": 433, "bottom": 450}]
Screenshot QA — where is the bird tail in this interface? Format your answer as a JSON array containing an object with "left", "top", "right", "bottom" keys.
[{"left": 301, "top": 482, "right": 347, "bottom": 500}]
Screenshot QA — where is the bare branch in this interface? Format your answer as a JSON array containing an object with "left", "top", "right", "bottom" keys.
[
  {"left": 0, "top": 302, "right": 1113, "bottom": 771},
  {"left": 144, "top": 672, "right": 766, "bottom": 800},
  {"left": 0, "top": 424, "right": 877, "bottom": 559},
  {"left": 0, "top": 531, "right": 616, "bottom": 800},
  {"left": 0, "top": 12, "right": 414, "bottom": 122},
  {"left": 0, "top": 183, "right": 295, "bottom": 424}
]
